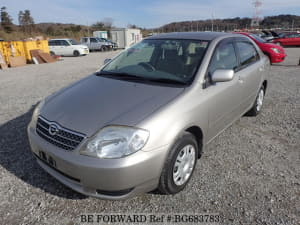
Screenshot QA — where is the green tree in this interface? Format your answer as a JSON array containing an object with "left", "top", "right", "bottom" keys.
[
  {"left": 18, "top": 9, "right": 35, "bottom": 33},
  {"left": 1, "top": 6, "right": 14, "bottom": 33}
]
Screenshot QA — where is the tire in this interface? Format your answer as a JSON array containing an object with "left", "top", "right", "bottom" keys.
[
  {"left": 73, "top": 50, "right": 80, "bottom": 57},
  {"left": 158, "top": 132, "right": 198, "bottom": 195},
  {"left": 245, "top": 85, "right": 265, "bottom": 116},
  {"left": 50, "top": 51, "right": 55, "bottom": 56}
]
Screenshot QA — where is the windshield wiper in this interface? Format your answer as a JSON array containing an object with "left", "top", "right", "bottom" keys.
[
  {"left": 147, "top": 78, "right": 188, "bottom": 85},
  {"left": 96, "top": 71, "right": 188, "bottom": 85},
  {"left": 96, "top": 71, "right": 145, "bottom": 80}
]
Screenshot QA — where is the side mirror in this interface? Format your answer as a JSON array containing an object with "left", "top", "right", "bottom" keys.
[
  {"left": 104, "top": 58, "right": 111, "bottom": 64},
  {"left": 211, "top": 69, "right": 234, "bottom": 83}
]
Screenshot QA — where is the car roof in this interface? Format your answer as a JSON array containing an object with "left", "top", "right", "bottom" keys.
[
  {"left": 49, "top": 38, "right": 71, "bottom": 41},
  {"left": 145, "top": 32, "right": 241, "bottom": 41}
]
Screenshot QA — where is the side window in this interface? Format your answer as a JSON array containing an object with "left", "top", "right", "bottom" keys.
[
  {"left": 82, "top": 38, "right": 88, "bottom": 43},
  {"left": 208, "top": 42, "right": 238, "bottom": 76},
  {"left": 63, "top": 40, "right": 70, "bottom": 46},
  {"left": 236, "top": 42, "right": 259, "bottom": 67},
  {"left": 57, "top": 40, "right": 69, "bottom": 46},
  {"left": 57, "top": 40, "right": 63, "bottom": 46},
  {"left": 90, "top": 38, "right": 97, "bottom": 43}
]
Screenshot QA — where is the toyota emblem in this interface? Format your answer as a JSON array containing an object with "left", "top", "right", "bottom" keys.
[{"left": 49, "top": 124, "right": 59, "bottom": 136}]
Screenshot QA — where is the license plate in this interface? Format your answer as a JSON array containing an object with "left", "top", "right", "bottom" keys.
[{"left": 39, "top": 150, "right": 57, "bottom": 168}]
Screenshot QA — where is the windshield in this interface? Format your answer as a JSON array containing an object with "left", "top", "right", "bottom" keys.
[
  {"left": 250, "top": 34, "right": 267, "bottom": 43},
  {"left": 278, "top": 33, "right": 286, "bottom": 38},
  {"left": 100, "top": 39, "right": 209, "bottom": 85},
  {"left": 68, "top": 39, "right": 79, "bottom": 45}
]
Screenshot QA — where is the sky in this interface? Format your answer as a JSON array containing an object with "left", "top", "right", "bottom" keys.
[{"left": 2, "top": 0, "right": 300, "bottom": 28}]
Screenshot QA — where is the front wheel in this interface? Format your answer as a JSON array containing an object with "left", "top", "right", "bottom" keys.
[
  {"left": 245, "top": 86, "right": 265, "bottom": 116},
  {"left": 158, "top": 132, "right": 198, "bottom": 194},
  {"left": 73, "top": 50, "right": 80, "bottom": 57}
]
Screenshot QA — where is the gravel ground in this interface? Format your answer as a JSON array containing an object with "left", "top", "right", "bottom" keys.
[{"left": 0, "top": 48, "right": 299, "bottom": 225}]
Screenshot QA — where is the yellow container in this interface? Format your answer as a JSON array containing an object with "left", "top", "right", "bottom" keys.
[
  {"left": 23, "top": 40, "right": 50, "bottom": 61},
  {"left": 0, "top": 42, "right": 12, "bottom": 64},
  {"left": 11, "top": 41, "right": 26, "bottom": 57},
  {"left": 0, "top": 40, "right": 50, "bottom": 64}
]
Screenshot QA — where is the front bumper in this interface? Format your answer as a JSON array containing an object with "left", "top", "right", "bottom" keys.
[
  {"left": 27, "top": 126, "right": 169, "bottom": 200},
  {"left": 270, "top": 52, "right": 286, "bottom": 63}
]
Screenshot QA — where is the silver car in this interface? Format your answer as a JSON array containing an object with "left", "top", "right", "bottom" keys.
[{"left": 28, "top": 32, "right": 269, "bottom": 200}]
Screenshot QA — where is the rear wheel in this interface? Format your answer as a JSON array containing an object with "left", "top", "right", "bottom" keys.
[
  {"left": 158, "top": 132, "right": 198, "bottom": 194},
  {"left": 245, "top": 86, "right": 265, "bottom": 116}
]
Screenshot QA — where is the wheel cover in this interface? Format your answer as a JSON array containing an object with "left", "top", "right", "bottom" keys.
[
  {"left": 173, "top": 144, "right": 196, "bottom": 186},
  {"left": 256, "top": 89, "right": 264, "bottom": 111}
]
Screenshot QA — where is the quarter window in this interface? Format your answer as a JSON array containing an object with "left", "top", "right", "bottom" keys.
[
  {"left": 48, "top": 40, "right": 55, "bottom": 46},
  {"left": 236, "top": 42, "right": 259, "bottom": 67}
]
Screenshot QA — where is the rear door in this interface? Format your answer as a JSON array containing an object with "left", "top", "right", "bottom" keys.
[{"left": 234, "top": 38, "right": 263, "bottom": 113}]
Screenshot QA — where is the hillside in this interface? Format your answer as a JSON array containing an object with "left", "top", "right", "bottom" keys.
[
  {"left": 155, "top": 14, "right": 300, "bottom": 33},
  {"left": 1, "top": 14, "right": 299, "bottom": 41}
]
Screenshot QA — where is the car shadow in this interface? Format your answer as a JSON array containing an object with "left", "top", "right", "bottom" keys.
[
  {"left": 272, "top": 64, "right": 300, "bottom": 67},
  {"left": 0, "top": 104, "right": 87, "bottom": 199}
]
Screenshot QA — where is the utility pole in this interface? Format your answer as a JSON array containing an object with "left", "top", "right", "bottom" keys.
[
  {"left": 211, "top": 13, "right": 214, "bottom": 32},
  {"left": 87, "top": 21, "right": 90, "bottom": 37}
]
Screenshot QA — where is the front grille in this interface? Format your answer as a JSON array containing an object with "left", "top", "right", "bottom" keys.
[{"left": 36, "top": 117, "right": 85, "bottom": 151}]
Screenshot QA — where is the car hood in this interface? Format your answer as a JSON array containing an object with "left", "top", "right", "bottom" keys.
[
  {"left": 41, "top": 75, "right": 185, "bottom": 137},
  {"left": 261, "top": 42, "right": 285, "bottom": 52}
]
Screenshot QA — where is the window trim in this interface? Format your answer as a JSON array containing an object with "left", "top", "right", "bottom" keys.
[
  {"left": 204, "top": 37, "right": 238, "bottom": 88},
  {"left": 234, "top": 39, "right": 260, "bottom": 72}
]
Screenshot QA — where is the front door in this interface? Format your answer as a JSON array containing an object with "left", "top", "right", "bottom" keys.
[{"left": 205, "top": 39, "right": 242, "bottom": 141}]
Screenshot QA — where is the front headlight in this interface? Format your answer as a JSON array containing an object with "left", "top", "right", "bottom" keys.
[
  {"left": 80, "top": 126, "right": 149, "bottom": 159},
  {"left": 29, "top": 99, "right": 45, "bottom": 128},
  {"left": 271, "top": 48, "right": 280, "bottom": 53}
]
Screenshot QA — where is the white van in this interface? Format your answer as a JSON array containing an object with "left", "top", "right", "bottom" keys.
[{"left": 48, "top": 39, "right": 89, "bottom": 57}]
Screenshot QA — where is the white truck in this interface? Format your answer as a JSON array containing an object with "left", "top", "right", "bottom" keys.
[{"left": 80, "top": 37, "right": 111, "bottom": 51}]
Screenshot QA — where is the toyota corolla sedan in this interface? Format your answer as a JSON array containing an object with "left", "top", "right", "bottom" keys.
[{"left": 28, "top": 32, "right": 269, "bottom": 200}]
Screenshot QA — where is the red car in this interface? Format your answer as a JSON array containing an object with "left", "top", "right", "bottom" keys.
[
  {"left": 235, "top": 32, "right": 287, "bottom": 63},
  {"left": 272, "top": 32, "right": 300, "bottom": 47}
]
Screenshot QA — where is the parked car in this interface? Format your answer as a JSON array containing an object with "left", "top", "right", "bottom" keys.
[
  {"left": 235, "top": 32, "right": 286, "bottom": 63},
  {"left": 28, "top": 32, "right": 269, "bottom": 200},
  {"left": 259, "top": 30, "right": 276, "bottom": 41},
  {"left": 48, "top": 39, "right": 89, "bottom": 57},
  {"left": 271, "top": 32, "right": 300, "bottom": 46},
  {"left": 98, "top": 37, "right": 118, "bottom": 49},
  {"left": 80, "top": 37, "right": 109, "bottom": 51}
]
